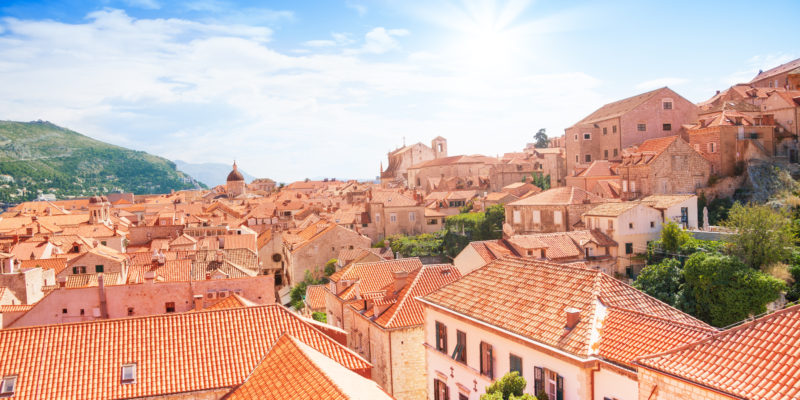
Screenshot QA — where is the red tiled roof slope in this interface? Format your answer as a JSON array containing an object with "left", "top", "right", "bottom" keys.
[
  {"left": 636, "top": 304, "right": 800, "bottom": 400},
  {"left": 374, "top": 264, "right": 461, "bottom": 329}
]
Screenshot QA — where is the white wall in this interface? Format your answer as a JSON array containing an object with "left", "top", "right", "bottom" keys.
[{"left": 594, "top": 365, "right": 637, "bottom": 400}]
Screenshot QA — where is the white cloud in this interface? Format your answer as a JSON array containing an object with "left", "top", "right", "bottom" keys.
[
  {"left": 0, "top": 9, "right": 604, "bottom": 182},
  {"left": 304, "top": 39, "right": 337, "bottom": 47},
  {"left": 124, "top": 0, "right": 161, "bottom": 10},
  {"left": 346, "top": 1, "right": 367, "bottom": 17},
  {"left": 635, "top": 77, "right": 688, "bottom": 90}
]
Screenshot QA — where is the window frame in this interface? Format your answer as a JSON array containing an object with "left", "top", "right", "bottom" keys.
[
  {"left": 452, "top": 330, "right": 467, "bottom": 363},
  {"left": 509, "top": 353, "right": 523, "bottom": 375},
  {"left": 95, "top": 264, "right": 104, "bottom": 273},
  {"left": 625, "top": 243, "right": 633, "bottom": 254},
  {"left": 479, "top": 341, "right": 494, "bottom": 379},
  {"left": 583, "top": 133, "right": 591, "bottom": 140},
  {"left": 435, "top": 321, "right": 448, "bottom": 353},
  {"left": 121, "top": 364, "right": 137, "bottom": 384},
  {"left": 1, "top": 376, "right": 17, "bottom": 395},
  {"left": 637, "top": 123, "right": 647, "bottom": 132},
  {"left": 165, "top": 302, "right": 176, "bottom": 313}
]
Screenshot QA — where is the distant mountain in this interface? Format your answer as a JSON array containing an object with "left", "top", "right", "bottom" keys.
[
  {"left": 0, "top": 120, "right": 205, "bottom": 202},
  {"left": 174, "top": 160, "right": 256, "bottom": 187}
]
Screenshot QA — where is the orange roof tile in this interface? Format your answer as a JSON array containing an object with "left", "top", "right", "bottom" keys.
[
  {"left": 422, "top": 257, "right": 712, "bottom": 365},
  {"left": 19, "top": 257, "right": 68, "bottom": 274},
  {"left": 572, "top": 87, "right": 670, "bottom": 126},
  {"left": 330, "top": 258, "right": 423, "bottom": 296},
  {"left": 305, "top": 284, "right": 327, "bottom": 311},
  {"left": 228, "top": 334, "right": 391, "bottom": 400},
  {"left": 508, "top": 186, "right": 606, "bottom": 206},
  {"left": 637, "top": 304, "right": 800, "bottom": 400},
  {"left": 373, "top": 264, "right": 461, "bottom": 329},
  {"left": 0, "top": 304, "right": 371, "bottom": 399}
]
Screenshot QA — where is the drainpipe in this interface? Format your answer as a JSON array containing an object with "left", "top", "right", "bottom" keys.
[{"left": 589, "top": 361, "right": 601, "bottom": 400}]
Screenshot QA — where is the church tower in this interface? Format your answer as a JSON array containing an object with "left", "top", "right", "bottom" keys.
[{"left": 226, "top": 161, "right": 246, "bottom": 198}]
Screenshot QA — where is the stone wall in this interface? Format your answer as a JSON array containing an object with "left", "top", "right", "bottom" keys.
[{"left": 390, "top": 327, "right": 428, "bottom": 400}]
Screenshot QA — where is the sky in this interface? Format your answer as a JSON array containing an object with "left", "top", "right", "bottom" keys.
[{"left": 0, "top": 0, "right": 798, "bottom": 182}]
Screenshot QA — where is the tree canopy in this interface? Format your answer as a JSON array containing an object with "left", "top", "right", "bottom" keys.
[
  {"left": 725, "top": 203, "right": 794, "bottom": 270},
  {"left": 533, "top": 128, "right": 549, "bottom": 149},
  {"left": 481, "top": 372, "right": 537, "bottom": 400}
]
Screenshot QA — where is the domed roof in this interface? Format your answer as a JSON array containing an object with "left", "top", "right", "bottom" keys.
[
  {"left": 89, "top": 195, "right": 109, "bottom": 204},
  {"left": 227, "top": 161, "right": 245, "bottom": 182}
]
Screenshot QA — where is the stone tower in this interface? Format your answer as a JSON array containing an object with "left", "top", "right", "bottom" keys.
[{"left": 432, "top": 136, "right": 447, "bottom": 159}]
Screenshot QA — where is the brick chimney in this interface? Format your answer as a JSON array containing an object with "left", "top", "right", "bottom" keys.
[
  {"left": 57, "top": 276, "right": 67, "bottom": 289},
  {"left": 393, "top": 270, "right": 409, "bottom": 293},
  {"left": 193, "top": 294, "right": 204, "bottom": 311},
  {"left": 565, "top": 307, "right": 580, "bottom": 330}
]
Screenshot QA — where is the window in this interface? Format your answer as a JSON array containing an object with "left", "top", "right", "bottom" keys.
[
  {"left": 121, "top": 364, "right": 136, "bottom": 384},
  {"left": 434, "top": 379, "right": 449, "bottom": 400},
  {"left": 533, "top": 210, "right": 541, "bottom": 224},
  {"left": 165, "top": 302, "right": 176, "bottom": 313},
  {"left": 574, "top": 134, "right": 578, "bottom": 141},
  {"left": 613, "top": 148, "right": 618, "bottom": 157},
  {"left": 435, "top": 321, "right": 447, "bottom": 353},
  {"left": 663, "top": 100, "right": 673, "bottom": 110},
  {"left": 428, "top": 218, "right": 438, "bottom": 225},
  {"left": 513, "top": 210, "right": 521, "bottom": 224},
  {"left": 72, "top": 266, "right": 86, "bottom": 274},
  {"left": 101, "top": 241, "right": 107, "bottom": 246},
  {"left": 637, "top": 123, "right": 646, "bottom": 132},
  {"left": 608, "top": 220, "right": 613, "bottom": 230},
  {"left": 534, "top": 367, "right": 563, "bottom": 400},
  {"left": 80, "top": 309, "right": 85, "bottom": 316},
  {"left": 480, "top": 341, "right": 494, "bottom": 379},
  {"left": 459, "top": 394, "right": 469, "bottom": 400},
  {"left": 612, "top": 125, "right": 617, "bottom": 133},
  {"left": 509, "top": 354, "right": 523, "bottom": 375},
  {"left": 553, "top": 210, "right": 563, "bottom": 227},
  {"left": 628, "top": 222, "right": 634, "bottom": 229},
  {"left": 375, "top": 214, "right": 381, "bottom": 223},
  {"left": 95, "top": 265, "right": 104, "bottom": 273},
  {"left": 452, "top": 330, "right": 466, "bottom": 363},
  {"left": 603, "top": 149, "right": 608, "bottom": 159},
  {"left": 389, "top": 213, "right": 397, "bottom": 223},
  {"left": 709, "top": 142, "right": 716, "bottom": 153},
  {"left": 625, "top": 243, "right": 633, "bottom": 254},
  {"left": 1, "top": 376, "right": 17, "bottom": 395},
  {"left": 585, "top": 154, "right": 591, "bottom": 163},
  {"left": 575, "top": 155, "right": 579, "bottom": 163},
  {"left": 650, "top": 221, "right": 655, "bottom": 228},
  {"left": 128, "top": 307, "right": 134, "bottom": 316},
  {"left": 409, "top": 212, "right": 416, "bottom": 222},
  {"left": 583, "top": 133, "right": 591, "bottom": 140},
  {"left": 663, "top": 123, "right": 672, "bottom": 131},
  {"left": 271, "top": 253, "right": 282, "bottom": 262},
  {"left": 602, "top": 127, "right": 607, "bottom": 135},
  {"left": 62, "top": 308, "right": 67, "bottom": 314}
]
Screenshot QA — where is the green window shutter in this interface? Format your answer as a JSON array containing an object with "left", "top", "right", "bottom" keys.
[
  {"left": 72, "top": 267, "right": 78, "bottom": 274},
  {"left": 534, "top": 367, "right": 543, "bottom": 395},
  {"left": 557, "top": 374, "right": 564, "bottom": 400},
  {"left": 95, "top": 265, "right": 104, "bottom": 273},
  {"left": 435, "top": 323, "right": 440, "bottom": 351}
]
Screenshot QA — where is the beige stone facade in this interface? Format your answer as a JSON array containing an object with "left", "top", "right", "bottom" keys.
[{"left": 381, "top": 137, "right": 448, "bottom": 185}]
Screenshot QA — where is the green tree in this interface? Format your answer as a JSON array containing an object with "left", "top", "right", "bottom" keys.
[
  {"left": 533, "top": 128, "right": 549, "bottom": 149},
  {"left": 530, "top": 172, "right": 551, "bottom": 191},
  {"left": 312, "top": 311, "right": 327, "bottom": 323},
  {"left": 683, "top": 252, "right": 785, "bottom": 327},
  {"left": 481, "top": 372, "right": 537, "bottom": 400},
  {"left": 289, "top": 270, "right": 325, "bottom": 310},
  {"left": 660, "top": 221, "right": 691, "bottom": 254},
  {"left": 633, "top": 258, "right": 683, "bottom": 306},
  {"left": 324, "top": 259, "right": 338, "bottom": 276},
  {"left": 725, "top": 203, "right": 794, "bottom": 269}
]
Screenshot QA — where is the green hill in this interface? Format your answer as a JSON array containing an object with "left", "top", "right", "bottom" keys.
[{"left": 0, "top": 120, "right": 205, "bottom": 202}]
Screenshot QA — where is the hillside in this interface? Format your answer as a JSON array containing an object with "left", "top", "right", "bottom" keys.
[
  {"left": 174, "top": 160, "right": 255, "bottom": 187},
  {"left": 0, "top": 120, "right": 204, "bottom": 202}
]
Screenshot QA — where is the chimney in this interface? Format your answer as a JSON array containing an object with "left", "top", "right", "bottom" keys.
[
  {"left": 193, "top": 294, "right": 204, "bottom": 311},
  {"left": 393, "top": 269, "right": 409, "bottom": 293},
  {"left": 144, "top": 270, "right": 156, "bottom": 284},
  {"left": 58, "top": 276, "right": 67, "bottom": 289},
  {"left": 216, "top": 250, "right": 224, "bottom": 263},
  {"left": 565, "top": 307, "right": 580, "bottom": 330}
]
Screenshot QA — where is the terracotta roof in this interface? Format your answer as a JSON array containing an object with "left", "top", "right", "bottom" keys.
[
  {"left": 640, "top": 194, "right": 695, "bottom": 209},
  {"left": 637, "top": 304, "right": 800, "bottom": 400},
  {"left": 206, "top": 293, "right": 256, "bottom": 310},
  {"left": 127, "top": 259, "right": 193, "bottom": 283},
  {"left": 572, "top": 87, "right": 671, "bottom": 126},
  {"left": 507, "top": 231, "right": 615, "bottom": 260},
  {"left": 468, "top": 240, "right": 518, "bottom": 263},
  {"left": 373, "top": 264, "right": 461, "bottom": 329},
  {"left": 0, "top": 304, "right": 34, "bottom": 313},
  {"left": 422, "top": 257, "right": 712, "bottom": 364},
  {"left": 574, "top": 160, "right": 619, "bottom": 178},
  {"left": 369, "top": 190, "right": 418, "bottom": 207},
  {"left": 583, "top": 202, "right": 643, "bottom": 217},
  {"left": 305, "top": 284, "right": 327, "bottom": 311},
  {"left": 0, "top": 304, "right": 371, "bottom": 399},
  {"left": 750, "top": 57, "right": 800, "bottom": 83},
  {"left": 330, "top": 258, "right": 423, "bottom": 297},
  {"left": 508, "top": 186, "right": 606, "bottom": 206},
  {"left": 632, "top": 135, "right": 678, "bottom": 155},
  {"left": 228, "top": 334, "right": 391, "bottom": 400},
  {"left": 409, "top": 155, "right": 498, "bottom": 169},
  {"left": 19, "top": 257, "right": 67, "bottom": 274}
]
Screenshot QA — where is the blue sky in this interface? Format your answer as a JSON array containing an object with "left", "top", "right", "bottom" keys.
[{"left": 0, "top": 0, "right": 798, "bottom": 182}]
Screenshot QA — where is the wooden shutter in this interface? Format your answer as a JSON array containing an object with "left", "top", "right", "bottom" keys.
[
  {"left": 557, "top": 374, "right": 564, "bottom": 400},
  {"left": 487, "top": 344, "right": 494, "bottom": 379},
  {"left": 435, "top": 323, "right": 441, "bottom": 351},
  {"left": 534, "top": 367, "right": 543, "bottom": 396}
]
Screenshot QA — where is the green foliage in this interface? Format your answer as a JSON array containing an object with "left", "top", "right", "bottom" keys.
[
  {"left": 708, "top": 197, "right": 733, "bottom": 226},
  {"left": 443, "top": 205, "right": 505, "bottom": 257},
  {"left": 725, "top": 203, "right": 794, "bottom": 270},
  {"left": 535, "top": 391, "right": 548, "bottom": 400},
  {"left": 324, "top": 259, "right": 337, "bottom": 277},
  {"left": 533, "top": 128, "right": 549, "bottom": 149},
  {"left": 0, "top": 121, "right": 202, "bottom": 202},
  {"left": 312, "top": 311, "right": 327, "bottom": 323},
  {"left": 660, "top": 222, "right": 691, "bottom": 254},
  {"left": 786, "top": 252, "right": 800, "bottom": 302},
  {"left": 530, "top": 172, "right": 551, "bottom": 191},
  {"left": 683, "top": 253, "right": 785, "bottom": 327},
  {"left": 634, "top": 258, "right": 683, "bottom": 306},
  {"left": 460, "top": 200, "right": 475, "bottom": 214},
  {"left": 289, "top": 270, "right": 325, "bottom": 310},
  {"left": 387, "top": 232, "right": 444, "bottom": 257},
  {"left": 372, "top": 238, "right": 386, "bottom": 248},
  {"left": 481, "top": 372, "right": 536, "bottom": 400}
]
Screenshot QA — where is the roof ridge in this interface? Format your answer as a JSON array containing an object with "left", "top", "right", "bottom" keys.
[
  {"left": 382, "top": 265, "right": 428, "bottom": 327},
  {"left": 604, "top": 304, "right": 718, "bottom": 333}
]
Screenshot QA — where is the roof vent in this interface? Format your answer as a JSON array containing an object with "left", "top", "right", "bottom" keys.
[{"left": 565, "top": 307, "right": 580, "bottom": 330}]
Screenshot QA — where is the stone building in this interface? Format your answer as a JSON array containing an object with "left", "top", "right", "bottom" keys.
[
  {"left": 362, "top": 189, "right": 428, "bottom": 241},
  {"left": 226, "top": 161, "right": 247, "bottom": 198},
  {"left": 565, "top": 87, "right": 699, "bottom": 176},
  {"left": 565, "top": 160, "right": 622, "bottom": 199},
  {"left": 687, "top": 111, "right": 776, "bottom": 177},
  {"left": 614, "top": 136, "right": 711, "bottom": 199},
  {"left": 504, "top": 186, "right": 608, "bottom": 235},
  {"left": 748, "top": 57, "right": 800, "bottom": 90},
  {"left": 380, "top": 137, "right": 448, "bottom": 185},
  {"left": 420, "top": 257, "right": 715, "bottom": 400},
  {"left": 636, "top": 304, "right": 800, "bottom": 400},
  {"left": 325, "top": 258, "right": 461, "bottom": 400}
]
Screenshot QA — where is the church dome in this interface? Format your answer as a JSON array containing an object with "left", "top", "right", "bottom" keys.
[{"left": 227, "top": 161, "right": 245, "bottom": 182}]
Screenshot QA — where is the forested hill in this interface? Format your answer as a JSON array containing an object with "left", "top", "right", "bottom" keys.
[{"left": 0, "top": 120, "right": 204, "bottom": 202}]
